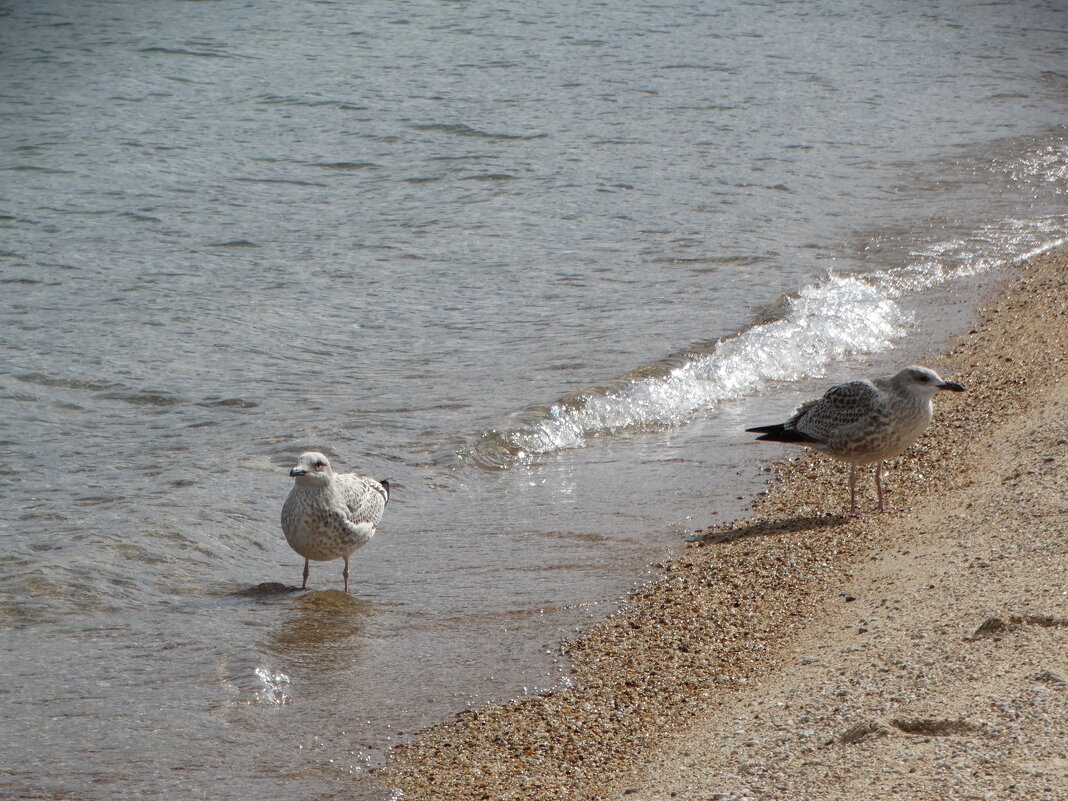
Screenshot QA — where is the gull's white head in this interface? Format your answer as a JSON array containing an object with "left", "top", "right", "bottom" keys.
[
  {"left": 893, "top": 366, "right": 965, "bottom": 396},
  {"left": 289, "top": 451, "right": 334, "bottom": 486}
]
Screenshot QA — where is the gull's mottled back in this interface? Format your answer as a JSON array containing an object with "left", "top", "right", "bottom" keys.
[{"left": 746, "top": 366, "right": 964, "bottom": 515}]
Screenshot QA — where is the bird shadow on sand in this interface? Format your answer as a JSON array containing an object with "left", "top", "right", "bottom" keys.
[{"left": 690, "top": 513, "right": 852, "bottom": 545}]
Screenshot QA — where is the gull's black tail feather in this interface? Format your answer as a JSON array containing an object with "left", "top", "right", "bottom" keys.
[{"left": 745, "top": 424, "right": 819, "bottom": 444}]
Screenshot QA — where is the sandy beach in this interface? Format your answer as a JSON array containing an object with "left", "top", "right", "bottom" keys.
[{"left": 377, "top": 246, "right": 1068, "bottom": 801}]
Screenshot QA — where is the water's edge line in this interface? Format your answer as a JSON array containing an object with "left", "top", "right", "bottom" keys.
[
  {"left": 462, "top": 226, "right": 1068, "bottom": 470},
  {"left": 378, "top": 242, "right": 1068, "bottom": 800}
]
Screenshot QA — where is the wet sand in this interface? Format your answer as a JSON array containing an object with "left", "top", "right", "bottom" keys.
[{"left": 376, "top": 246, "right": 1068, "bottom": 800}]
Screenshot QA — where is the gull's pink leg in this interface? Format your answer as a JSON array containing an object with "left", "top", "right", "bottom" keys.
[
  {"left": 342, "top": 557, "right": 350, "bottom": 594},
  {"left": 849, "top": 463, "right": 859, "bottom": 517},
  {"left": 302, "top": 559, "right": 310, "bottom": 589},
  {"left": 875, "top": 462, "right": 886, "bottom": 512}
]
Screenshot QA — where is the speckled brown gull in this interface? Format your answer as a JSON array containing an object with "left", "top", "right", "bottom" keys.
[
  {"left": 746, "top": 366, "right": 964, "bottom": 515},
  {"left": 280, "top": 452, "right": 389, "bottom": 592}
]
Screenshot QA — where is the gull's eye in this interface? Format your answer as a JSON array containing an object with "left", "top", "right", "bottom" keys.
[{"left": 314, "top": 460, "right": 325, "bottom": 469}]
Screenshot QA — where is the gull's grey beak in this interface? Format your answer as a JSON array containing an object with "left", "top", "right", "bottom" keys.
[
  {"left": 290, "top": 467, "right": 307, "bottom": 477},
  {"left": 938, "top": 381, "right": 965, "bottom": 392}
]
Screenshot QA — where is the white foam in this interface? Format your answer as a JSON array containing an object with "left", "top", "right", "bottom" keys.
[{"left": 466, "top": 216, "right": 1068, "bottom": 468}]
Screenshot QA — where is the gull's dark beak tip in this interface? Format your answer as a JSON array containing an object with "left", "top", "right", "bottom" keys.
[
  {"left": 939, "top": 381, "right": 965, "bottom": 392},
  {"left": 290, "top": 467, "right": 307, "bottom": 477}
]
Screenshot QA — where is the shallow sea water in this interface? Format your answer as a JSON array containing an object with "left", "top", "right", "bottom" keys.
[{"left": 1, "top": 1, "right": 1067, "bottom": 798}]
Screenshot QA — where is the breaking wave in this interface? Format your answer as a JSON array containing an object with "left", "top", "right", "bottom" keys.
[{"left": 464, "top": 219, "right": 1067, "bottom": 470}]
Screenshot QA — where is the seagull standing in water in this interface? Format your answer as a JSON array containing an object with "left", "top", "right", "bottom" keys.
[
  {"left": 281, "top": 452, "right": 390, "bottom": 592},
  {"left": 746, "top": 366, "right": 964, "bottom": 515}
]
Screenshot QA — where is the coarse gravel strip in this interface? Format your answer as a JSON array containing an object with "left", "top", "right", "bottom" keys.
[{"left": 374, "top": 246, "right": 1068, "bottom": 801}]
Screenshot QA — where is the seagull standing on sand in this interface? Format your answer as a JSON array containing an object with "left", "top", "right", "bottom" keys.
[
  {"left": 746, "top": 366, "right": 964, "bottom": 516},
  {"left": 281, "top": 452, "right": 390, "bottom": 593}
]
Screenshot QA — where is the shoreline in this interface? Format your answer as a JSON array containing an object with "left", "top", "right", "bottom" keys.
[{"left": 376, "top": 245, "right": 1068, "bottom": 800}]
